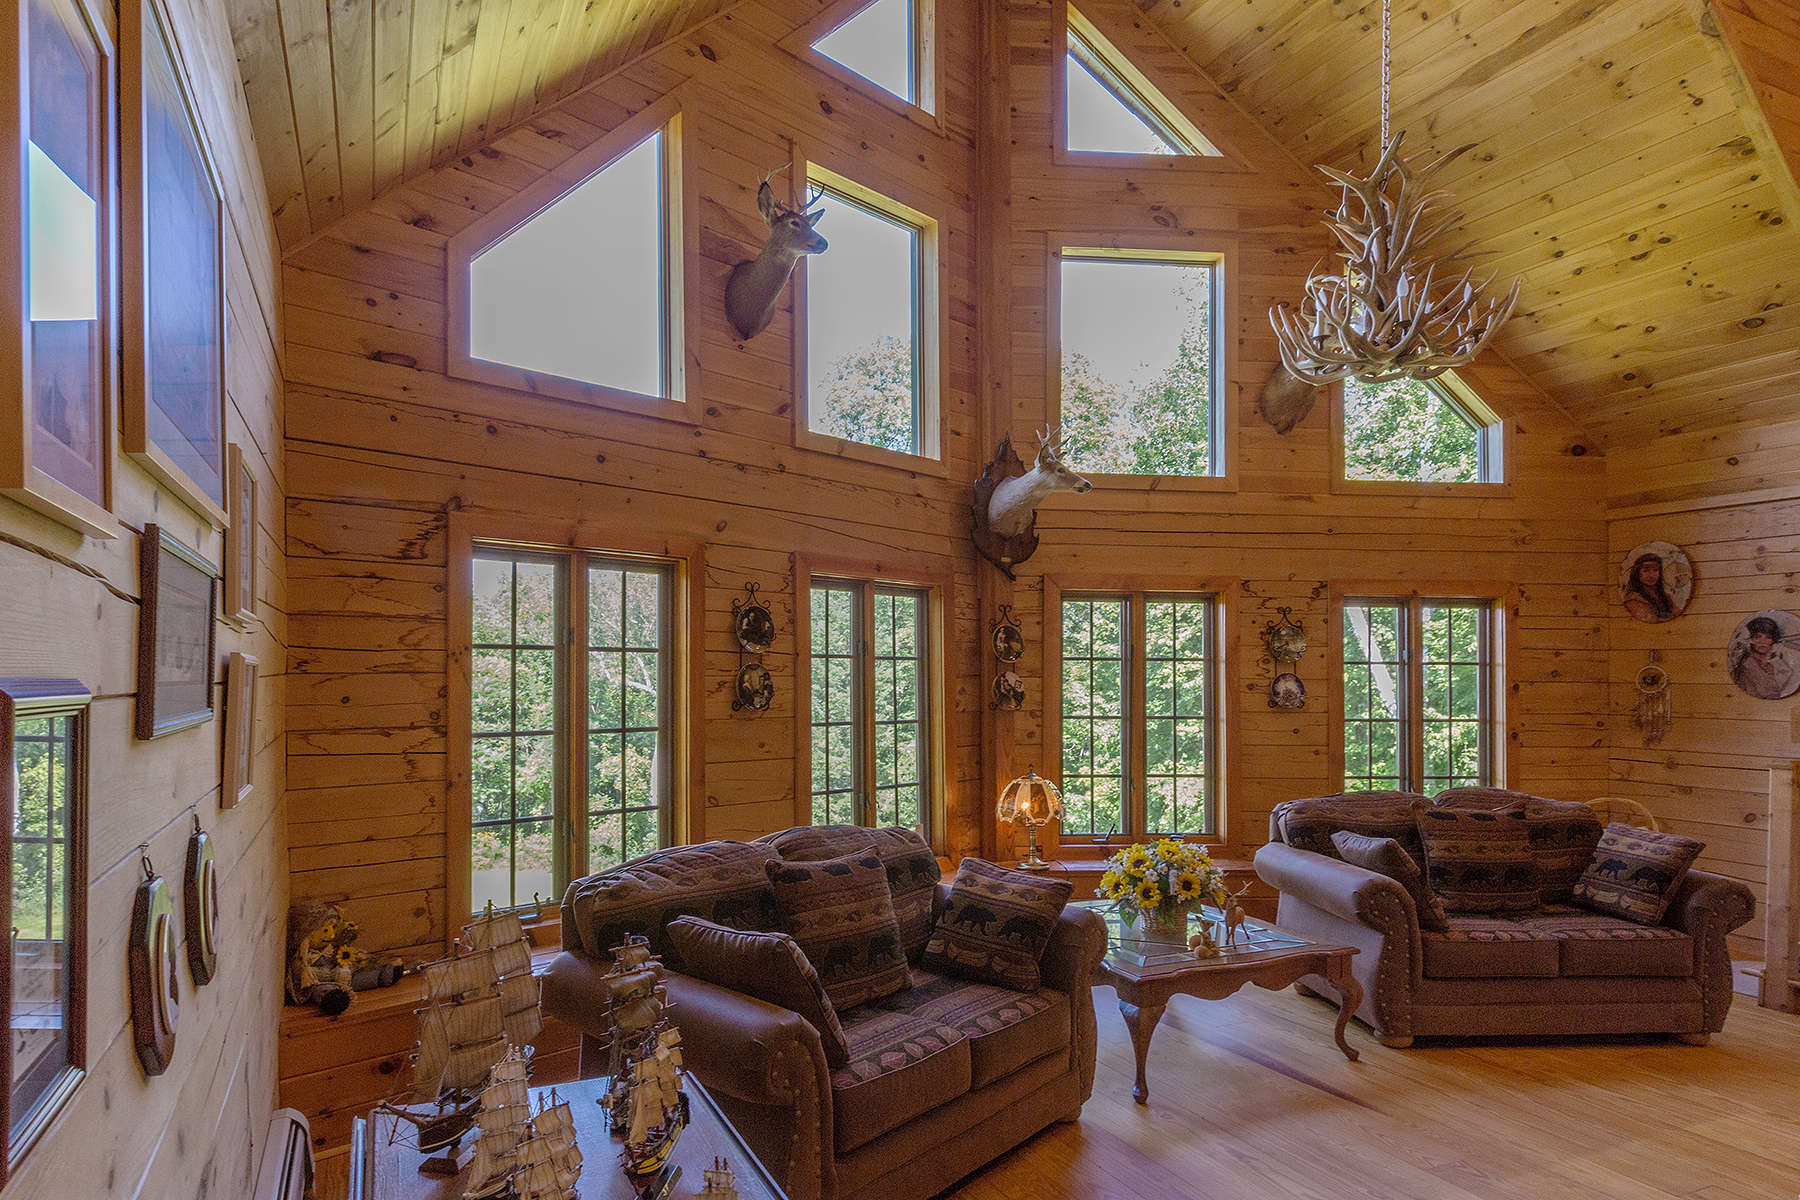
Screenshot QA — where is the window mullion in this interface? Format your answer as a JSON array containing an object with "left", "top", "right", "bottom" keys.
[
  {"left": 1127, "top": 594, "right": 1146, "bottom": 837},
  {"left": 1405, "top": 597, "right": 1426, "bottom": 794},
  {"left": 857, "top": 585, "right": 877, "bottom": 826},
  {"left": 564, "top": 556, "right": 589, "bottom": 898}
]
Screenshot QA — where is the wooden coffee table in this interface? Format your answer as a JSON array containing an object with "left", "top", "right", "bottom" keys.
[
  {"left": 350, "top": 1075, "right": 789, "bottom": 1200},
  {"left": 1080, "top": 902, "right": 1363, "bottom": 1103}
]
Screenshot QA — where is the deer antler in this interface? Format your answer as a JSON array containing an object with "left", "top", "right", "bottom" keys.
[{"left": 759, "top": 162, "right": 791, "bottom": 187}]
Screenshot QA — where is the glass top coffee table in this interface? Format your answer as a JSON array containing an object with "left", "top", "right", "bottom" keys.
[{"left": 1079, "top": 901, "right": 1363, "bottom": 1103}]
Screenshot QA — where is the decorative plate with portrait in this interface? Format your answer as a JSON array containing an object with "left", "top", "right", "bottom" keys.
[
  {"left": 1727, "top": 610, "right": 1800, "bottom": 700},
  {"left": 1262, "top": 607, "right": 1306, "bottom": 662},
  {"left": 1269, "top": 672, "right": 1306, "bottom": 709},
  {"left": 993, "top": 670, "right": 1025, "bottom": 709},
  {"left": 733, "top": 584, "right": 777, "bottom": 653},
  {"left": 1617, "top": 541, "right": 1692, "bottom": 624},
  {"left": 992, "top": 606, "right": 1024, "bottom": 663},
  {"left": 734, "top": 662, "right": 775, "bottom": 711}
]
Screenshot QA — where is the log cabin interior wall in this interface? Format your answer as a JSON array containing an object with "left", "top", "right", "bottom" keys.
[{"left": 0, "top": 0, "right": 287, "bottom": 1195}]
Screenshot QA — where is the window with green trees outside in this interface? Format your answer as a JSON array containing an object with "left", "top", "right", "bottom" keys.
[
  {"left": 470, "top": 548, "right": 673, "bottom": 914},
  {"left": 1342, "top": 374, "right": 1501, "bottom": 483},
  {"left": 1343, "top": 597, "right": 1494, "bottom": 793}
]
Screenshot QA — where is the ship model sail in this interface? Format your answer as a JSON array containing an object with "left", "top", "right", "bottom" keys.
[
  {"left": 600, "top": 935, "right": 690, "bottom": 1181},
  {"left": 382, "top": 904, "right": 545, "bottom": 1157},
  {"left": 461, "top": 1051, "right": 583, "bottom": 1200}
]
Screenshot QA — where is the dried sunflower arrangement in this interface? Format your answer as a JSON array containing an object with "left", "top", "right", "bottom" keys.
[{"left": 1096, "top": 838, "right": 1228, "bottom": 927}]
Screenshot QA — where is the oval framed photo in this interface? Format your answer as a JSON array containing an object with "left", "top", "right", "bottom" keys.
[
  {"left": 1617, "top": 541, "right": 1692, "bottom": 624},
  {"left": 733, "top": 661, "right": 774, "bottom": 711},
  {"left": 1727, "top": 610, "right": 1800, "bottom": 700}
]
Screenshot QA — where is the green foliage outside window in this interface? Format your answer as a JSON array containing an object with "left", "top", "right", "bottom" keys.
[
  {"left": 1343, "top": 376, "right": 1482, "bottom": 483},
  {"left": 1059, "top": 284, "right": 1214, "bottom": 476},
  {"left": 814, "top": 336, "right": 917, "bottom": 455}
]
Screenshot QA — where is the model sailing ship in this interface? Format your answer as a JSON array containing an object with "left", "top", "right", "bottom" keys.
[
  {"left": 599, "top": 934, "right": 690, "bottom": 1181},
  {"left": 381, "top": 904, "right": 545, "bottom": 1159},
  {"left": 699, "top": 1157, "right": 739, "bottom": 1200},
  {"left": 461, "top": 1049, "right": 584, "bottom": 1200}
]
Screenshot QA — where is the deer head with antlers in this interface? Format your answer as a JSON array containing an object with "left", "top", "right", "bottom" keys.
[
  {"left": 724, "top": 164, "right": 828, "bottom": 341},
  {"left": 986, "top": 427, "right": 1092, "bottom": 540}
]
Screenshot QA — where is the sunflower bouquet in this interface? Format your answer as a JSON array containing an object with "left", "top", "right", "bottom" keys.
[{"left": 1096, "top": 838, "right": 1228, "bottom": 926}]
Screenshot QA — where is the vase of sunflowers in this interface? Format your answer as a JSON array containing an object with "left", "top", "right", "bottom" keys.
[{"left": 1097, "top": 839, "right": 1228, "bottom": 946}]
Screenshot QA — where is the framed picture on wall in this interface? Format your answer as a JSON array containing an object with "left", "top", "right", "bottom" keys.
[
  {"left": 220, "top": 650, "right": 257, "bottom": 807},
  {"left": 136, "top": 523, "right": 217, "bottom": 739},
  {"left": 224, "top": 442, "right": 256, "bottom": 624},
  {"left": 120, "top": 0, "right": 227, "bottom": 527},
  {"left": 1, "top": 0, "right": 118, "bottom": 540}
]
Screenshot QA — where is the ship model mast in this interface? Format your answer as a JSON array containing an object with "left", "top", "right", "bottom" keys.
[{"left": 600, "top": 934, "right": 690, "bottom": 1184}]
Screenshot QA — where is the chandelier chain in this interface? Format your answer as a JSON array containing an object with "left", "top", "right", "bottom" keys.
[{"left": 1380, "top": 0, "right": 1391, "bottom": 150}]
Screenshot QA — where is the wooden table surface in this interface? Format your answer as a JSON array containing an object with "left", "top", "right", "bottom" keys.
[
  {"left": 1078, "top": 901, "right": 1363, "bottom": 1103},
  {"left": 351, "top": 1075, "right": 788, "bottom": 1200}
]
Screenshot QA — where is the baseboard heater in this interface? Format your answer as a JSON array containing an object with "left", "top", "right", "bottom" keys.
[{"left": 252, "top": 1108, "right": 315, "bottom": 1200}]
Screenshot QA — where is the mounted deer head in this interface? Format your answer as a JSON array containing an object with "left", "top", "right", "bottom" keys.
[
  {"left": 723, "top": 165, "right": 828, "bottom": 341},
  {"left": 986, "top": 427, "right": 1093, "bottom": 540}
]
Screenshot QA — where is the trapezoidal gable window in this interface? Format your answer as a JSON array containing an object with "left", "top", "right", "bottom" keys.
[
  {"left": 1064, "top": 6, "right": 1218, "bottom": 157},
  {"left": 448, "top": 97, "right": 691, "bottom": 417},
  {"left": 1057, "top": 248, "right": 1224, "bottom": 478},
  {"left": 802, "top": 167, "right": 940, "bottom": 462},
  {"left": 1340, "top": 372, "right": 1503, "bottom": 485},
  {"left": 808, "top": 0, "right": 933, "bottom": 112}
]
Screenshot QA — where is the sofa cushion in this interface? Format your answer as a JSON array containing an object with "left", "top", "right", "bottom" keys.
[
  {"left": 758, "top": 826, "right": 943, "bottom": 963},
  {"left": 867, "top": 968, "right": 1069, "bottom": 1089},
  {"left": 1330, "top": 831, "right": 1450, "bottom": 933},
  {"left": 768, "top": 848, "right": 912, "bottom": 1010},
  {"left": 560, "top": 840, "right": 781, "bottom": 969},
  {"left": 1275, "top": 792, "right": 1430, "bottom": 861},
  {"left": 830, "top": 1009, "right": 970, "bottom": 1153},
  {"left": 1433, "top": 789, "right": 1604, "bottom": 903},
  {"left": 921, "top": 858, "right": 1072, "bottom": 990},
  {"left": 1571, "top": 823, "right": 1704, "bottom": 924},
  {"left": 1421, "top": 915, "right": 1563, "bottom": 977},
  {"left": 1417, "top": 805, "right": 1540, "bottom": 913},
  {"left": 665, "top": 916, "right": 849, "bottom": 1067}
]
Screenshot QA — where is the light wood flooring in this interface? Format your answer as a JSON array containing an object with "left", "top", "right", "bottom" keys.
[{"left": 317, "top": 986, "right": 1800, "bottom": 1200}]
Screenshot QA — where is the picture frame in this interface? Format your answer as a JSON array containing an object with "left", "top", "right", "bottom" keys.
[
  {"left": 224, "top": 443, "right": 256, "bottom": 624},
  {"left": 135, "top": 523, "right": 217, "bottom": 739},
  {"left": 220, "top": 650, "right": 256, "bottom": 807},
  {"left": 1, "top": 0, "right": 118, "bottom": 540},
  {"left": 120, "top": 0, "right": 227, "bottom": 526}
]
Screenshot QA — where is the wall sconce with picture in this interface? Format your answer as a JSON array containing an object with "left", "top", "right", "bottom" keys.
[{"left": 732, "top": 581, "right": 776, "bottom": 712}]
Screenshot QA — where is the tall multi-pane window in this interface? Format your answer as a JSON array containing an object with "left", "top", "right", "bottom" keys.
[
  {"left": 469, "top": 548, "right": 675, "bottom": 914},
  {"left": 1342, "top": 597, "right": 1495, "bottom": 793},
  {"left": 1059, "top": 593, "right": 1217, "bottom": 839},
  {"left": 2, "top": 680, "right": 89, "bottom": 1174},
  {"left": 809, "top": 581, "right": 930, "bottom": 832}
]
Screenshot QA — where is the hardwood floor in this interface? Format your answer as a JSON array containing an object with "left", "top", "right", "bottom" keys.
[{"left": 316, "top": 987, "right": 1800, "bottom": 1200}]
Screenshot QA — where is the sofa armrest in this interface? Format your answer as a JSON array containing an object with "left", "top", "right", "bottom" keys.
[
  {"left": 1040, "top": 905, "right": 1108, "bottom": 1105},
  {"left": 540, "top": 951, "right": 834, "bottom": 1200},
  {"left": 1253, "top": 842, "right": 1418, "bottom": 936},
  {"left": 1663, "top": 867, "right": 1757, "bottom": 1033}
]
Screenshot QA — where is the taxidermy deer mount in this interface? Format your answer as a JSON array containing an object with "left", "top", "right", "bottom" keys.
[
  {"left": 1259, "top": 362, "right": 1319, "bottom": 435},
  {"left": 971, "top": 428, "right": 1092, "bottom": 579},
  {"left": 724, "top": 165, "right": 828, "bottom": 341}
]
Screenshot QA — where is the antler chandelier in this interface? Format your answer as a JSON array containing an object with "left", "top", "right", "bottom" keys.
[{"left": 1271, "top": 0, "right": 1521, "bottom": 385}]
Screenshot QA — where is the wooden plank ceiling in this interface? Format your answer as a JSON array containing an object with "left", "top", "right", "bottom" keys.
[{"left": 223, "top": 0, "right": 1800, "bottom": 452}]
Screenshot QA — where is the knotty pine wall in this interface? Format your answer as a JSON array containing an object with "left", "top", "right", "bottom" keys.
[
  {"left": 0, "top": 0, "right": 287, "bottom": 1195},
  {"left": 282, "top": 0, "right": 987, "bottom": 959},
  {"left": 280, "top": 0, "right": 1622, "bottom": 962}
]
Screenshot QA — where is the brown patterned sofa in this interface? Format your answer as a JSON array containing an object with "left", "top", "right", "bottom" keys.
[
  {"left": 540, "top": 826, "right": 1108, "bottom": 1200},
  {"left": 1253, "top": 789, "right": 1755, "bottom": 1047}
]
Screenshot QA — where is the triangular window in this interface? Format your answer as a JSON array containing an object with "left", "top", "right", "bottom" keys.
[
  {"left": 1065, "top": 7, "right": 1216, "bottom": 157},
  {"left": 814, "top": 0, "right": 915, "bottom": 105},
  {"left": 1342, "top": 374, "right": 1502, "bottom": 483}
]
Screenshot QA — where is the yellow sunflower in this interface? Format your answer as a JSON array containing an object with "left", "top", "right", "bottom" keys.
[
  {"left": 1135, "top": 879, "right": 1162, "bottom": 909},
  {"left": 1123, "top": 844, "right": 1152, "bottom": 871},
  {"left": 1172, "top": 871, "right": 1205, "bottom": 901},
  {"left": 1098, "top": 870, "right": 1123, "bottom": 899}
]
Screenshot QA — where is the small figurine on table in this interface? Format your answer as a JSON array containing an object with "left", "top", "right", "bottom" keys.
[{"left": 1188, "top": 924, "right": 1221, "bottom": 958}]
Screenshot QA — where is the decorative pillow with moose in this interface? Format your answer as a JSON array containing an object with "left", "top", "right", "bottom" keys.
[
  {"left": 1571, "top": 823, "right": 1704, "bottom": 925},
  {"left": 922, "top": 858, "right": 1073, "bottom": 991}
]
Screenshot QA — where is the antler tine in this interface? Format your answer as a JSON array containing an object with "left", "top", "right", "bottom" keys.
[
  {"left": 804, "top": 183, "right": 826, "bottom": 211},
  {"left": 758, "top": 162, "right": 792, "bottom": 187}
]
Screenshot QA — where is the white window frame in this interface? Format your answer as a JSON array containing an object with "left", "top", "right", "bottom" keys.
[
  {"left": 777, "top": 0, "right": 941, "bottom": 130},
  {"left": 445, "top": 90, "right": 697, "bottom": 423}
]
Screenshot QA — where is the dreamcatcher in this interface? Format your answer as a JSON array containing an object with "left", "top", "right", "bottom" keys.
[{"left": 1633, "top": 660, "right": 1669, "bottom": 745}]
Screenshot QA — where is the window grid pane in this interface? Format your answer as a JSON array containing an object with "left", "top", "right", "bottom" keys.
[
  {"left": 12, "top": 713, "right": 74, "bottom": 1137},
  {"left": 471, "top": 554, "right": 559, "bottom": 912},
  {"left": 1342, "top": 603, "right": 1405, "bottom": 792},
  {"left": 1421, "top": 602, "right": 1488, "bottom": 791},
  {"left": 1143, "top": 597, "right": 1211, "bottom": 835},
  {"left": 1060, "top": 597, "right": 1126, "bottom": 836},
  {"left": 872, "top": 589, "right": 926, "bottom": 831},
  {"left": 588, "top": 564, "right": 667, "bottom": 876},
  {"left": 811, "top": 585, "right": 859, "bottom": 825}
]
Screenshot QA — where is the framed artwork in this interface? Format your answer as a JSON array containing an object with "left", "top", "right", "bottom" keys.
[
  {"left": 1727, "top": 610, "right": 1800, "bottom": 701},
  {"left": 135, "top": 523, "right": 217, "bottom": 739},
  {"left": 220, "top": 650, "right": 257, "bottom": 807},
  {"left": 1617, "top": 541, "right": 1692, "bottom": 624},
  {"left": 224, "top": 443, "right": 256, "bottom": 624},
  {"left": 120, "top": 0, "right": 226, "bottom": 526},
  {"left": 1, "top": 0, "right": 117, "bottom": 539}
]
